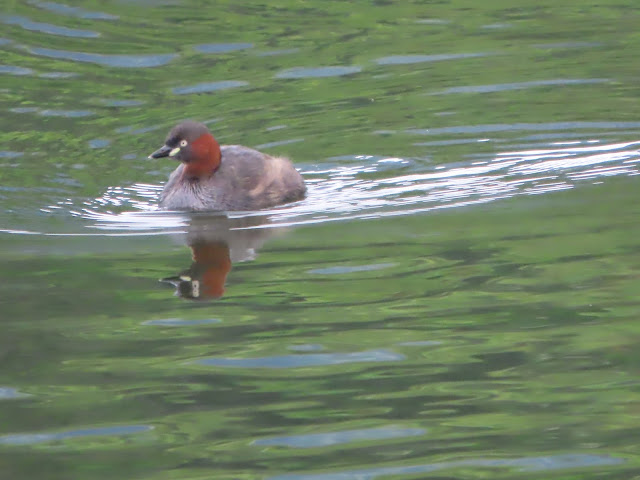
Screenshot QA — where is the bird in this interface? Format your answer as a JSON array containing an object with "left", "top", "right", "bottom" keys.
[{"left": 148, "top": 121, "right": 306, "bottom": 211}]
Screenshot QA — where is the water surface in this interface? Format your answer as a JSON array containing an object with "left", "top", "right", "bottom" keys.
[{"left": 1, "top": 1, "right": 640, "bottom": 479}]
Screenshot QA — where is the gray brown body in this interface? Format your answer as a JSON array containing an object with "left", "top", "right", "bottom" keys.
[{"left": 159, "top": 145, "right": 306, "bottom": 211}]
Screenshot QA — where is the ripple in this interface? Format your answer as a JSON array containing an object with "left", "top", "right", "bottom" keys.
[
  {"left": 196, "top": 349, "right": 405, "bottom": 369},
  {"left": 0, "top": 387, "right": 31, "bottom": 400},
  {"left": 533, "top": 41, "right": 603, "bottom": 49},
  {"left": 405, "top": 121, "right": 640, "bottom": 135},
  {"left": 79, "top": 184, "right": 166, "bottom": 216},
  {"left": 288, "top": 344, "right": 325, "bottom": 352},
  {"left": 117, "top": 0, "right": 179, "bottom": 5},
  {"left": 267, "top": 454, "right": 624, "bottom": 480},
  {"left": 10, "top": 107, "right": 39, "bottom": 113},
  {"left": 397, "top": 340, "right": 442, "bottom": 347},
  {"left": 324, "top": 155, "right": 411, "bottom": 171},
  {"left": 172, "top": 80, "right": 248, "bottom": 95},
  {"left": 254, "top": 138, "right": 304, "bottom": 149},
  {"left": 430, "top": 78, "right": 609, "bottom": 95},
  {"left": 194, "top": 43, "right": 253, "bottom": 54},
  {"left": 415, "top": 18, "right": 450, "bottom": 25},
  {"left": 519, "top": 132, "right": 605, "bottom": 142},
  {"left": 27, "top": 47, "right": 177, "bottom": 68},
  {"left": 255, "top": 48, "right": 300, "bottom": 56},
  {"left": 254, "top": 426, "right": 425, "bottom": 448},
  {"left": 39, "top": 109, "right": 94, "bottom": 117},
  {"left": 115, "top": 124, "right": 162, "bottom": 134},
  {"left": 54, "top": 138, "right": 640, "bottom": 235},
  {"left": 482, "top": 23, "right": 512, "bottom": 29},
  {"left": 308, "top": 263, "right": 395, "bottom": 275},
  {"left": 28, "top": 0, "right": 118, "bottom": 20},
  {"left": 99, "top": 99, "right": 144, "bottom": 107},
  {"left": 414, "top": 138, "right": 493, "bottom": 147},
  {"left": 142, "top": 318, "right": 220, "bottom": 326},
  {"left": 375, "top": 52, "right": 492, "bottom": 65},
  {"left": 0, "top": 151, "right": 25, "bottom": 158},
  {"left": 275, "top": 66, "right": 361, "bottom": 79},
  {"left": 88, "top": 139, "right": 111, "bottom": 149},
  {"left": 0, "top": 424, "right": 153, "bottom": 445},
  {"left": 1, "top": 15, "right": 100, "bottom": 38},
  {"left": 38, "top": 71, "right": 78, "bottom": 78},
  {"left": 0, "top": 65, "right": 34, "bottom": 75}
]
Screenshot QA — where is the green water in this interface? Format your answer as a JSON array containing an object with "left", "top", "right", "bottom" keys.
[{"left": 1, "top": 1, "right": 640, "bottom": 479}]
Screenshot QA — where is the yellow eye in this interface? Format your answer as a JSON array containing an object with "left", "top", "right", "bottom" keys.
[{"left": 180, "top": 139, "right": 188, "bottom": 147}]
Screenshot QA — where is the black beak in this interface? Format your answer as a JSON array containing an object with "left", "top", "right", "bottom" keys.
[{"left": 148, "top": 145, "right": 172, "bottom": 159}]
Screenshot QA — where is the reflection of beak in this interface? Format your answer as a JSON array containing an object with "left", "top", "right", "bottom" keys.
[
  {"left": 148, "top": 145, "right": 181, "bottom": 159},
  {"left": 159, "top": 275, "right": 202, "bottom": 299},
  {"left": 160, "top": 275, "right": 183, "bottom": 285}
]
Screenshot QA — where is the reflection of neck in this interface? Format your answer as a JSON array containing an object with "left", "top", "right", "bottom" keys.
[
  {"left": 184, "top": 133, "right": 222, "bottom": 179},
  {"left": 190, "top": 242, "right": 231, "bottom": 298}
]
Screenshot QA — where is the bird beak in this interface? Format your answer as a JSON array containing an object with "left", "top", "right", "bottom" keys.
[
  {"left": 148, "top": 145, "right": 172, "bottom": 159},
  {"left": 149, "top": 145, "right": 182, "bottom": 159}
]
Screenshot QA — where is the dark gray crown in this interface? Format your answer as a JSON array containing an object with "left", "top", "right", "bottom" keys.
[{"left": 165, "top": 121, "right": 210, "bottom": 147}]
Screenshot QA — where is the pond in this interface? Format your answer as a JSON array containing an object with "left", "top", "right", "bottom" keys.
[{"left": 1, "top": 1, "right": 640, "bottom": 479}]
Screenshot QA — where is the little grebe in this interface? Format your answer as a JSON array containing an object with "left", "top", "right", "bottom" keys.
[{"left": 149, "top": 121, "right": 306, "bottom": 211}]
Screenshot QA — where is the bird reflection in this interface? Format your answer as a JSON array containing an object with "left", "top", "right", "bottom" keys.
[{"left": 161, "top": 214, "right": 280, "bottom": 300}]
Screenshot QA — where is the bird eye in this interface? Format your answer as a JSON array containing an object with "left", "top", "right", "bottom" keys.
[{"left": 180, "top": 139, "right": 188, "bottom": 147}]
